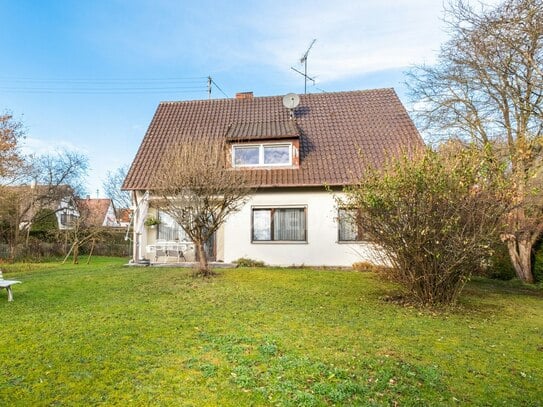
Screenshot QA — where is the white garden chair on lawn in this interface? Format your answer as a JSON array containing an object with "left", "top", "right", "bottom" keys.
[{"left": 0, "top": 269, "right": 21, "bottom": 302}]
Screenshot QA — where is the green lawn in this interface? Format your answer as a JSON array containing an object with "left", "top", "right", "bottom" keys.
[{"left": 1, "top": 258, "right": 542, "bottom": 406}]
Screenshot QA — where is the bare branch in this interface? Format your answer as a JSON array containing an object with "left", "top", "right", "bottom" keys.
[
  {"left": 152, "top": 139, "right": 252, "bottom": 275},
  {"left": 407, "top": 0, "right": 543, "bottom": 282}
]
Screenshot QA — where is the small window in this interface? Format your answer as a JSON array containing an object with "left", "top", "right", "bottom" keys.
[
  {"left": 252, "top": 207, "right": 306, "bottom": 242},
  {"left": 338, "top": 208, "right": 364, "bottom": 242},
  {"left": 264, "top": 145, "right": 290, "bottom": 165},
  {"left": 233, "top": 146, "right": 259, "bottom": 166},
  {"left": 233, "top": 143, "right": 292, "bottom": 167},
  {"left": 60, "top": 213, "right": 76, "bottom": 227}
]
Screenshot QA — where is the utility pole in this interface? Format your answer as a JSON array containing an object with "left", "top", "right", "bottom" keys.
[{"left": 207, "top": 76, "right": 212, "bottom": 99}]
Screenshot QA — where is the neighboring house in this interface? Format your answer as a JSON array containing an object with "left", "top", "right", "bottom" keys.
[
  {"left": 76, "top": 197, "right": 119, "bottom": 228},
  {"left": 56, "top": 196, "right": 79, "bottom": 230},
  {"left": 2, "top": 184, "right": 79, "bottom": 231},
  {"left": 123, "top": 89, "right": 423, "bottom": 266}
]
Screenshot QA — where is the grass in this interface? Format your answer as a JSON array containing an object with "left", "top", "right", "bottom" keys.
[{"left": 1, "top": 257, "right": 542, "bottom": 406}]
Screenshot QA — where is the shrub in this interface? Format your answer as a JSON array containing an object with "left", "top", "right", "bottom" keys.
[
  {"left": 483, "top": 243, "right": 516, "bottom": 281},
  {"left": 342, "top": 146, "right": 510, "bottom": 306},
  {"left": 534, "top": 239, "right": 543, "bottom": 283},
  {"left": 31, "top": 209, "right": 59, "bottom": 233},
  {"left": 234, "top": 258, "right": 265, "bottom": 267}
]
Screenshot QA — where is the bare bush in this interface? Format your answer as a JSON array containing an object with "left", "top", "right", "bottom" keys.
[{"left": 342, "top": 147, "right": 511, "bottom": 306}]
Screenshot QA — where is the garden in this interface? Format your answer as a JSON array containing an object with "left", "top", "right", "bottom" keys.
[{"left": 1, "top": 257, "right": 541, "bottom": 406}]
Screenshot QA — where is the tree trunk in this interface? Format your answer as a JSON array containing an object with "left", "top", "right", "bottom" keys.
[
  {"left": 506, "top": 238, "right": 535, "bottom": 283},
  {"left": 86, "top": 239, "right": 96, "bottom": 264},
  {"left": 72, "top": 242, "right": 79, "bottom": 265},
  {"left": 195, "top": 240, "right": 209, "bottom": 276}
]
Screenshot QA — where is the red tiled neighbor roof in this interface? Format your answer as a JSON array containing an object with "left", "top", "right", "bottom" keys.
[
  {"left": 77, "top": 198, "right": 114, "bottom": 227},
  {"left": 123, "top": 89, "right": 423, "bottom": 190}
]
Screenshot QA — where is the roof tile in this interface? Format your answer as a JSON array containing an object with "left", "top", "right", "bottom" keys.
[{"left": 123, "top": 89, "right": 423, "bottom": 189}]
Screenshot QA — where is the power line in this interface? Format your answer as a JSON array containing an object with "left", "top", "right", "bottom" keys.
[
  {"left": 210, "top": 78, "right": 229, "bottom": 98},
  {"left": 0, "top": 76, "right": 210, "bottom": 95},
  {"left": 0, "top": 88, "right": 208, "bottom": 94},
  {"left": 0, "top": 75, "right": 234, "bottom": 98},
  {"left": 0, "top": 76, "right": 207, "bottom": 83}
]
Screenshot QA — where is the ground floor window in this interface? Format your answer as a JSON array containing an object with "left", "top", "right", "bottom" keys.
[
  {"left": 158, "top": 211, "right": 189, "bottom": 241},
  {"left": 252, "top": 207, "right": 306, "bottom": 242},
  {"left": 338, "top": 208, "right": 364, "bottom": 242},
  {"left": 60, "top": 213, "right": 77, "bottom": 227}
]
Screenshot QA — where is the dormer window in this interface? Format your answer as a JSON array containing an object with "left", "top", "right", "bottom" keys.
[
  {"left": 233, "top": 143, "right": 292, "bottom": 167},
  {"left": 226, "top": 120, "right": 301, "bottom": 168}
]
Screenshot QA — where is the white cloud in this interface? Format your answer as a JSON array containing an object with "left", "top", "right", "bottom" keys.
[
  {"left": 21, "top": 137, "right": 87, "bottom": 156},
  {"left": 239, "top": 0, "right": 446, "bottom": 82}
]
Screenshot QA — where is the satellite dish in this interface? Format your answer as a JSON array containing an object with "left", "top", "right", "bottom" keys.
[{"left": 282, "top": 93, "right": 300, "bottom": 109}]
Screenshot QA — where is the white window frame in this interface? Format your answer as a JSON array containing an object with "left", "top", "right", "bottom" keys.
[
  {"left": 251, "top": 205, "right": 308, "bottom": 244},
  {"left": 232, "top": 142, "right": 293, "bottom": 167},
  {"left": 337, "top": 208, "right": 364, "bottom": 243}
]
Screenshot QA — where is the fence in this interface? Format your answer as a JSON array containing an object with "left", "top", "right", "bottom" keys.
[{"left": 0, "top": 240, "right": 132, "bottom": 261}]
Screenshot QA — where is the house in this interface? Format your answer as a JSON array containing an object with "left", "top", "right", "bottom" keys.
[
  {"left": 76, "top": 197, "right": 119, "bottom": 228},
  {"left": 1, "top": 184, "right": 79, "bottom": 231},
  {"left": 122, "top": 89, "right": 423, "bottom": 266}
]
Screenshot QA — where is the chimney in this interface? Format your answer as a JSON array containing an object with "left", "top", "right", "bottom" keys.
[{"left": 235, "top": 92, "right": 253, "bottom": 100}]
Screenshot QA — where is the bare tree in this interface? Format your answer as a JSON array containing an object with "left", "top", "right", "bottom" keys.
[
  {"left": 0, "top": 150, "right": 88, "bottom": 259},
  {"left": 30, "top": 150, "right": 89, "bottom": 198},
  {"left": 407, "top": 0, "right": 543, "bottom": 282},
  {"left": 62, "top": 199, "right": 105, "bottom": 264},
  {"left": 152, "top": 140, "right": 252, "bottom": 276},
  {"left": 103, "top": 165, "right": 131, "bottom": 210}
]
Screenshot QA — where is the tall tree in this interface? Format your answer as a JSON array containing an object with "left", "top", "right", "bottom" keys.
[
  {"left": 102, "top": 165, "right": 132, "bottom": 211},
  {"left": 152, "top": 140, "right": 252, "bottom": 276},
  {"left": 407, "top": 0, "right": 543, "bottom": 282},
  {"left": 0, "top": 113, "right": 25, "bottom": 257},
  {"left": 0, "top": 112, "right": 24, "bottom": 182},
  {"left": 30, "top": 149, "right": 89, "bottom": 198}
]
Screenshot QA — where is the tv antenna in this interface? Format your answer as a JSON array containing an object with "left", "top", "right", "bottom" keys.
[{"left": 291, "top": 39, "right": 317, "bottom": 94}]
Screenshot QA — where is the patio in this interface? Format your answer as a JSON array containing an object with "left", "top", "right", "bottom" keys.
[{"left": 128, "top": 240, "right": 235, "bottom": 268}]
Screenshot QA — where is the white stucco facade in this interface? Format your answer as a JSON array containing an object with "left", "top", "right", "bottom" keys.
[
  {"left": 132, "top": 188, "right": 382, "bottom": 267},
  {"left": 222, "top": 188, "right": 380, "bottom": 267}
]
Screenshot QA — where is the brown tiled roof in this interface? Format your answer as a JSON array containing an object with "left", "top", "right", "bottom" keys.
[
  {"left": 123, "top": 88, "right": 423, "bottom": 190},
  {"left": 76, "top": 198, "right": 114, "bottom": 227},
  {"left": 225, "top": 120, "right": 299, "bottom": 142}
]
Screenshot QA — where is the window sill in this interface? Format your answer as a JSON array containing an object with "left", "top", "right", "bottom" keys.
[
  {"left": 233, "top": 165, "right": 299, "bottom": 170},
  {"left": 251, "top": 240, "right": 308, "bottom": 245}
]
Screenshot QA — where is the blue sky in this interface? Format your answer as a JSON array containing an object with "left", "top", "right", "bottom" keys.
[{"left": 0, "top": 0, "right": 486, "bottom": 197}]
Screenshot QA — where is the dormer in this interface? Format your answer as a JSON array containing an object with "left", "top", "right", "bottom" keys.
[{"left": 225, "top": 121, "right": 300, "bottom": 169}]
